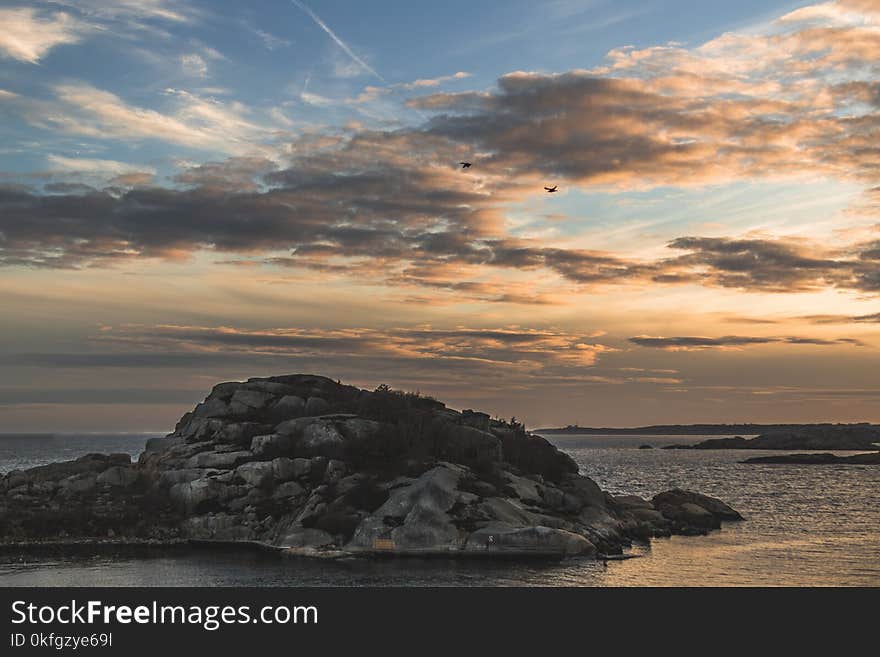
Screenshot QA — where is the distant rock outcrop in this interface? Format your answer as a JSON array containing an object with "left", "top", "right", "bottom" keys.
[
  {"left": 665, "top": 426, "right": 880, "bottom": 451},
  {"left": 0, "top": 375, "right": 742, "bottom": 558},
  {"left": 743, "top": 452, "right": 880, "bottom": 465}
]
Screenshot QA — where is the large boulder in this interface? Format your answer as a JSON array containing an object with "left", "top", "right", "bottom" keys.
[
  {"left": 298, "top": 420, "right": 346, "bottom": 458},
  {"left": 466, "top": 523, "right": 596, "bottom": 557},
  {"left": 652, "top": 489, "right": 743, "bottom": 521}
]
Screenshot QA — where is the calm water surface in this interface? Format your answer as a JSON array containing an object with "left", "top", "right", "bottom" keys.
[{"left": 1, "top": 433, "right": 878, "bottom": 586}]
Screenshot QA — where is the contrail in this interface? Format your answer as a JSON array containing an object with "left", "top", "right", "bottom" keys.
[{"left": 291, "top": 0, "right": 386, "bottom": 83}]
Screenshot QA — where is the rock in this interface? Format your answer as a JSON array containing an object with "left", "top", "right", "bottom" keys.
[
  {"left": 304, "top": 397, "right": 330, "bottom": 416},
  {"left": 502, "top": 472, "right": 542, "bottom": 503},
  {"left": 142, "top": 434, "right": 183, "bottom": 457},
  {"left": 348, "top": 465, "right": 464, "bottom": 551},
  {"left": 184, "top": 450, "right": 253, "bottom": 470},
  {"left": 638, "top": 444, "right": 653, "bottom": 449},
  {"left": 269, "top": 457, "right": 297, "bottom": 482},
  {"left": 296, "top": 489, "right": 329, "bottom": 525},
  {"left": 96, "top": 466, "right": 139, "bottom": 487},
  {"left": 373, "top": 465, "right": 463, "bottom": 519},
  {"left": 244, "top": 380, "right": 294, "bottom": 396},
  {"left": 338, "top": 418, "right": 381, "bottom": 441},
  {"left": 158, "top": 468, "right": 220, "bottom": 487},
  {"left": 298, "top": 420, "right": 346, "bottom": 458},
  {"left": 540, "top": 485, "right": 565, "bottom": 510},
  {"left": 59, "top": 473, "right": 98, "bottom": 496},
  {"left": 652, "top": 489, "right": 743, "bottom": 521},
  {"left": 495, "top": 430, "right": 578, "bottom": 482},
  {"left": 0, "top": 373, "right": 742, "bottom": 560},
  {"left": 390, "top": 503, "right": 460, "bottom": 550},
  {"left": 275, "top": 417, "right": 309, "bottom": 437},
  {"left": 477, "top": 497, "right": 541, "bottom": 526},
  {"left": 235, "top": 461, "right": 275, "bottom": 488},
  {"left": 229, "top": 389, "right": 275, "bottom": 411},
  {"left": 271, "top": 395, "right": 305, "bottom": 419},
  {"left": 214, "top": 422, "right": 272, "bottom": 445},
  {"left": 251, "top": 433, "right": 293, "bottom": 458},
  {"left": 183, "top": 513, "right": 255, "bottom": 541},
  {"left": 273, "top": 481, "right": 305, "bottom": 499},
  {"left": 668, "top": 426, "right": 880, "bottom": 451},
  {"left": 613, "top": 494, "right": 653, "bottom": 510},
  {"left": 560, "top": 473, "right": 606, "bottom": 509},
  {"left": 181, "top": 418, "right": 225, "bottom": 443},
  {"left": 290, "top": 457, "right": 312, "bottom": 479},
  {"left": 437, "top": 424, "right": 501, "bottom": 466},
  {"left": 461, "top": 410, "right": 491, "bottom": 431},
  {"left": 627, "top": 507, "right": 669, "bottom": 527},
  {"left": 743, "top": 452, "right": 880, "bottom": 464},
  {"left": 466, "top": 523, "right": 595, "bottom": 557},
  {"left": 169, "top": 478, "right": 233, "bottom": 513},
  {"left": 194, "top": 397, "right": 230, "bottom": 418},
  {"left": 323, "top": 459, "right": 347, "bottom": 483},
  {"left": 275, "top": 525, "right": 334, "bottom": 549}
]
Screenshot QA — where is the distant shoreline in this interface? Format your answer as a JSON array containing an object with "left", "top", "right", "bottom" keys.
[{"left": 536, "top": 423, "right": 878, "bottom": 435}]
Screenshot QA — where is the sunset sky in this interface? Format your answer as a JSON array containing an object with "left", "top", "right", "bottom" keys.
[{"left": 2, "top": 0, "right": 880, "bottom": 431}]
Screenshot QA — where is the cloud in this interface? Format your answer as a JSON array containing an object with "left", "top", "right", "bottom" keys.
[
  {"left": 180, "top": 53, "right": 208, "bottom": 78},
  {"left": 0, "top": 8, "right": 90, "bottom": 63},
  {"left": 629, "top": 335, "right": 865, "bottom": 350},
  {"left": 173, "top": 157, "right": 279, "bottom": 192},
  {"left": 406, "top": 4, "right": 880, "bottom": 208},
  {"left": 47, "top": 155, "right": 156, "bottom": 179},
  {"left": 57, "top": 0, "right": 193, "bottom": 23},
  {"left": 0, "top": 2, "right": 199, "bottom": 64},
  {"left": 662, "top": 236, "right": 880, "bottom": 293},
  {"left": 353, "top": 72, "right": 472, "bottom": 104},
  {"left": 401, "top": 72, "right": 472, "bottom": 90},
  {"left": 251, "top": 28, "right": 292, "bottom": 51},
  {"left": 5, "top": 83, "right": 277, "bottom": 155},
  {"left": 3, "top": 1, "right": 880, "bottom": 307},
  {"left": 48, "top": 324, "right": 619, "bottom": 383},
  {"left": 291, "top": 0, "right": 385, "bottom": 82},
  {"left": 4, "top": 141, "right": 880, "bottom": 302},
  {"left": 800, "top": 312, "right": 880, "bottom": 323},
  {"left": 0, "top": 387, "right": 199, "bottom": 406}
]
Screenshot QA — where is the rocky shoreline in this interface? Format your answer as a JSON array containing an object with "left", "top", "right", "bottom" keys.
[
  {"left": 0, "top": 375, "right": 742, "bottom": 560},
  {"left": 665, "top": 426, "right": 880, "bottom": 451},
  {"left": 742, "top": 452, "right": 880, "bottom": 465}
]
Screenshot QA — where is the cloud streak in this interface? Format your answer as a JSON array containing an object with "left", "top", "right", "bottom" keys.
[
  {"left": 629, "top": 335, "right": 865, "bottom": 350},
  {"left": 291, "top": 0, "right": 385, "bottom": 82}
]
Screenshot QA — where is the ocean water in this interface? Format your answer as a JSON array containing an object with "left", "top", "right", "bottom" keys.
[{"left": 1, "top": 433, "right": 878, "bottom": 587}]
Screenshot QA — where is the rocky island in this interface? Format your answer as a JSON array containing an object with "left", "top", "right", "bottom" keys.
[
  {"left": 743, "top": 452, "right": 880, "bottom": 465},
  {"left": 664, "top": 425, "right": 880, "bottom": 451},
  {"left": 0, "top": 375, "right": 742, "bottom": 559}
]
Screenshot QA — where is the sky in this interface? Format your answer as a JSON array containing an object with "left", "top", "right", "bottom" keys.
[{"left": 1, "top": 0, "right": 880, "bottom": 431}]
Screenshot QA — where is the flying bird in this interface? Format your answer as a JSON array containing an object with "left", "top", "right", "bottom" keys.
[
  {"left": 544, "top": 185, "right": 558, "bottom": 193},
  {"left": 460, "top": 162, "right": 472, "bottom": 169}
]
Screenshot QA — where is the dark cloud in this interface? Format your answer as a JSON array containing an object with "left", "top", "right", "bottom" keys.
[
  {"left": 0, "top": 388, "right": 200, "bottom": 406},
  {"left": 629, "top": 335, "right": 866, "bottom": 349},
  {"left": 3, "top": 174, "right": 880, "bottom": 299},
  {"left": 799, "top": 312, "right": 880, "bottom": 324},
  {"left": 173, "top": 157, "right": 279, "bottom": 192},
  {"left": 91, "top": 324, "right": 614, "bottom": 370},
  {"left": 661, "top": 236, "right": 880, "bottom": 293}
]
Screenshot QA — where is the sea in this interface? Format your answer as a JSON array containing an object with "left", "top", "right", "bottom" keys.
[{"left": 1, "top": 432, "right": 878, "bottom": 587}]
